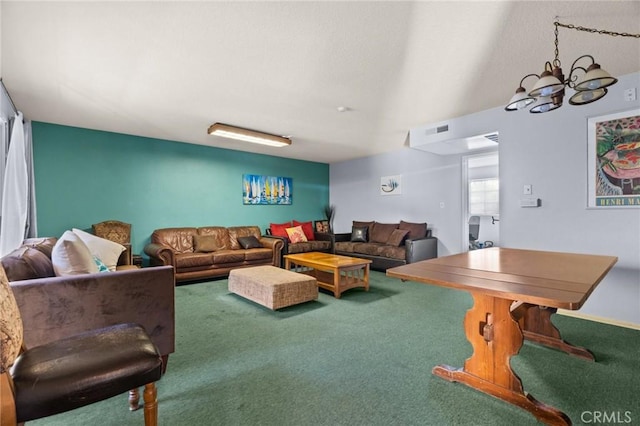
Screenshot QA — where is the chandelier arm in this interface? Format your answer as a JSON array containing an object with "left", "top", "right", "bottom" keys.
[
  {"left": 519, "top": 73, "right": 540, "bottom": 87},
  {"left": 565, "top": 55, "right": 594, "bottom": 88}
]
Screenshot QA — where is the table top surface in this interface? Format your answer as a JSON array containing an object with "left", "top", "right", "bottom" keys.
[
  {"left": 284, "top": 252, "right": 372, "bottom": 268},
  {"left": 386, "top": 247, "right": 617, "bottom": 309}
]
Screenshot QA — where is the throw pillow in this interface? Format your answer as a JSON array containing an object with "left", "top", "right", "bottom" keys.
[
  {"left": 0, "top": 246, "right": 55, "bottom": 281},
  {"left": 238, "top": 236, "right": 263, "bottom": 249},
  {"left": 293, "top": 220, "right": 315, "bottom": 241},
  {"left": 351, "top": 226, "right": 368, "bottom": 243},
  {"left": 387, "top": 229, "right": 410, "bottom": 247},
  {"left": 93, "top": 256, "right": 110, "bottom": 273},
  {"left": 398, "top": 220, "right": 428, "bottom": 240},
  {"left": 72, "top": 228, "right": 126, "bottom": 272},
  {"left": 286, "top": 226, "right": 308, "bottom": 244},
  {"left": 270, "top": 222, "right": 292, "bottom": 241},
  {"left": 51, "top": 230, "right": 99, "bottom": 276},
  {"left": 193, "top": 235, "right": 221, "bottom": 252},
  {"left": 0, "top": 264, "right": 23, "bottom": 374}
]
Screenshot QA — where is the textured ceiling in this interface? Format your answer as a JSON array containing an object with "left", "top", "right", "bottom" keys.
[{"left": 1, "top": 1, "right": 639, "bottom": 164}]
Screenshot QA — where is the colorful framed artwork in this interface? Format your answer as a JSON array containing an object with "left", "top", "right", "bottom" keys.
[
  {"left": 380, "top": 175, "right": 402, "bottom": 196},
  {"left": 243, "top": 174, "right": 292, "bottom": 205},
  {"left": 587, "top": 109, "right": 640, "bottom": 208}
]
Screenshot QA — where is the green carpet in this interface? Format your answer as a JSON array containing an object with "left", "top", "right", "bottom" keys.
[{"left": 31, "top": 271, "right": 639, "bottom": 425}]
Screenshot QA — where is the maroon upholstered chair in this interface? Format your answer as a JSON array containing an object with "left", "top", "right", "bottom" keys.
[{"left": 0, "top": 264, "right": 163, "bottom": 426}]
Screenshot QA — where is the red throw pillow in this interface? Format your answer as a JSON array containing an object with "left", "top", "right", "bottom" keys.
[
  {"left": 270, "top": 222, "right": 292, "bottom": 241},
  {"left": 293, "top": 220, "right": 315, "bottom": 241}
]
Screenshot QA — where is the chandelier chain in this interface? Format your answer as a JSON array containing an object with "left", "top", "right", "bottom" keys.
[{"left": 555, "top": 21, "right": 640, "bottom": 39}]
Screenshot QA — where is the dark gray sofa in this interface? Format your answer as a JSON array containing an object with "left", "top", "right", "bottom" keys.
[{"left": 334, "top": 220, "right": 437, "bottom": 271}]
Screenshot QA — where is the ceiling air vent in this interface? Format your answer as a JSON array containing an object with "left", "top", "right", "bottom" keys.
[
  {"left": 484, "top": 133, "right": 499, "bottom": 143},
  {"left": 424, "top": 124, "right": 449, "bottom": 136}
]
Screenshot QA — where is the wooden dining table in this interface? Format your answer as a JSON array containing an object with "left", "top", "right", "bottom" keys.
[{"left": 386, "top": 247, "right": 617, "bottom": 425}]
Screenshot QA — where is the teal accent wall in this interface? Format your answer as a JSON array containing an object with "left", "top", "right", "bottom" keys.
[{"left": 32, "top": 122, "right": 329, "bottom": 256}]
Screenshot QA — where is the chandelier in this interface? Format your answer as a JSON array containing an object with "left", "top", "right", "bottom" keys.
[{"left": 506, "top": 20, "right": 640, "bottom": 113}]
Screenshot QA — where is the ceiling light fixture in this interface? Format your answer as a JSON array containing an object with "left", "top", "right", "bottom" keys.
[
  {"left": 506, "top": 20, "right": 640, "bottom": 113},
  {"left": 207, "top": 123, "right": 291, "bottom": 147}
]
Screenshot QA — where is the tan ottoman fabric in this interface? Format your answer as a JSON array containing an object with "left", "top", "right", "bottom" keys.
[{"left": 229, "top": 266, "right": 317, "bottom": 310}]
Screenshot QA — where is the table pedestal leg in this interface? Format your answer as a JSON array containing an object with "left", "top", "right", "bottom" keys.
[
  {"left": 432, "top": 293, "right": 572, "bottom": 425},
  {"left": 513, "top": 303, "right": 594, "bottom": 361}
]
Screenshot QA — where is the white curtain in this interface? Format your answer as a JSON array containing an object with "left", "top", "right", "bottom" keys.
[{"left": 0, "top": 112, "right": 29, "bottom": 256}]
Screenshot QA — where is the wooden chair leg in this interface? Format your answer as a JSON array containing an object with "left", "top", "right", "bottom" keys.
[
  {"left": 143, "top": 383, "right": 158, "bottom": 426},
  {"left": 128, "top": 387, "right": 140, "bottom": 411},
  {"left": 1, "top": 372, "right": 18, "bottom": 426}
]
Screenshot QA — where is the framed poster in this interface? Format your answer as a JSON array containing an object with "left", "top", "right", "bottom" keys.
[
  {"left": 587, "top": 109, "right": 640, "bottom": 208},
  {"left": 243, "top": 174, "right": 292, "bottom": 205},
  {"left": 380, "top": 175, "right": 402, "bottom": 196}
]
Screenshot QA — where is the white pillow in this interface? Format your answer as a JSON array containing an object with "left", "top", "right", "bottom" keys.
[
  {"left": 72, "top": 228, "right": 126, "bottom": 272},
  {"left": 52, "top": 230, "right": 99, "bottom": 276}
]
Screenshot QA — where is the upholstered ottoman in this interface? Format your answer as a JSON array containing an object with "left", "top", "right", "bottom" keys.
[{"left": 228, "top": 265, "right": 317, "bottom": 310}]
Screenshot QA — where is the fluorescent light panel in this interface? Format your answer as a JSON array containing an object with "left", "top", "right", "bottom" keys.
[{"left": 207, "top": 123, "right": 291, "bottom": 147}]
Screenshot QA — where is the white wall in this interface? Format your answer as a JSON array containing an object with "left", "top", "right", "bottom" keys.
[{"left": 330, "top": 72, "right": 640, "bottom": 325}]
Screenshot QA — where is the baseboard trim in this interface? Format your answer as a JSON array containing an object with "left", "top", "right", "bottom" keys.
[{"left": 557, "top": 309, "right": 640, "bottom": 330}]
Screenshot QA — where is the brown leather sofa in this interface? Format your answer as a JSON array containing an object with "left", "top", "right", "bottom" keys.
[
  {"left": 1, "top": 237, "right": 175, "bottom": 370},
  {"left": 144, "top": 226, "right": 284, "bottom": 283}
]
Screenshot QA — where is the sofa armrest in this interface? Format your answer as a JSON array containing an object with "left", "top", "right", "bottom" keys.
[
  {"left": 144, "top": 243, "right": 175, "bottom": 267},
  {"left": 10, "top": 266, "right": 175, "bottom": 358},
  {"left": 334, "top": 232, "right": 351, "bottom": 243},
  {"left": 405, "top": 236, "right": 438, "bottom": 263},
  {"left": 259, "top": 236, "right": 284, "bottom": 267}
]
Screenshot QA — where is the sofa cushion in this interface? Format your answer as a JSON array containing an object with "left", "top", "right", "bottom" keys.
[
  {"left": 378, "top": 245, "right": 406, "bottom": 260},
  {"left": 370, "top": 222, "right": 399, "bottom": 244},
  {"left": 387, "top": 229, "right": 410, "bottom": 247},
  {"left": 51, "top": 231, "right": 99, "bottom": 276},
  {"left": 334, "top": 241, "right": 357, "bottom": 253},
  {"left": 193, "top": 235, "right": 221, "bottom": 252},
  {"left": 286, "top": 226, "right": 307, "bottom": 243},
  {"left": 1, "top": 246, "right": 55, "bottom": 281},
  {"left": 228, "top": 226, "right": 262, "bottom": 250},
  {"left": 293, "top": 220, "right": 315, "bottom": 241},
  {"left": 175, "top": 252, "right": 214, "bottom": 269},
  {"left": 0, "top": 264, "right": 23, "bottom": 374},
  {"left": 152, "top": 227, "right": 198, "bottom": 254},
  {"left": 287, "top": 240, "right": 331, "bottom": 254},
  {"left": 351, "top": 226, "right": 368, "bottom": 243},
  {"left": 269, "top": 222, "right": 292, "bottom": 241},
  {"left": 238, "top": 236, "right": 262, "bottom": 249},
  {"left": 352, "top": 242, "right": 384, "bottom": 256},
  {"left": 244, "top": 248, "right": 273, "bottom": 262},
  {"left": 72, "top": 228, "right": 126, "bottom": 272},
  {"left": 399, "top": 221, "right": 427, "bottom": 240},
  {"left": 211, "top": 250, "right": 245, "bottom": 264}
]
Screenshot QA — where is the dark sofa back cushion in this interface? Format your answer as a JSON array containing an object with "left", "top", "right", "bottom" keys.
[
  {"left": 399, "top": 221, "right": 427, "bottom": 240},
  {"left": 1, "top": 246, "right": 55, "bottom": 281},
  {"left": 370, "top": 222, "right": 399, "bottom": 244}
]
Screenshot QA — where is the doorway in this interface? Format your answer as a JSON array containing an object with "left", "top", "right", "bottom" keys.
[{"left": 462, "top": 151, "right": 500, "bottom": 251}]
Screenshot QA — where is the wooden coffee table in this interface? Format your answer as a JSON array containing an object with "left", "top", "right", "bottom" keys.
[
  {"left": 387, "top": 247, "right": 617, "bottom": 425},
  {"left": 284, "top": 252, "right": 371, "bottom": 298}
]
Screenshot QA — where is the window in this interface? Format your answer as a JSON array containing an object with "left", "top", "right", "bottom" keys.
[{"left": 469, "top": 178, "right": 499, "bottom": 215}]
